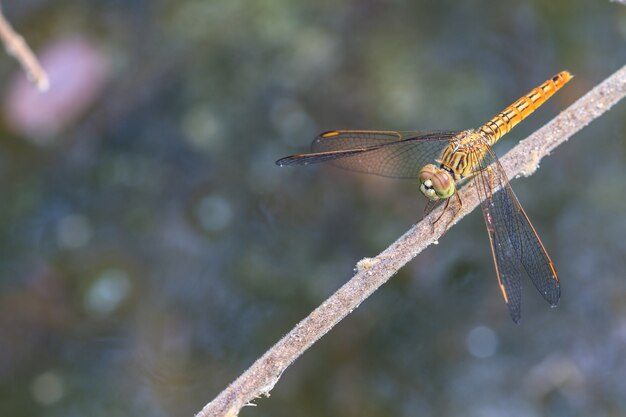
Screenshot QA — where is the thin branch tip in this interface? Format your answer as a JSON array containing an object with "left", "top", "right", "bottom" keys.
[{"left": 0, "top": 8, "right": 49, "bottom": 91}]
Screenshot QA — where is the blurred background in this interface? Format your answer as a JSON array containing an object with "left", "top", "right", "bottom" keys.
[{"left": 0, "top": 1, "right": 625, "bottom": 416}]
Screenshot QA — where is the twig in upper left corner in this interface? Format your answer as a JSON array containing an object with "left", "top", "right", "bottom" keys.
[{"left": 0, "top": 6, "right": 49, "bottom": 91}]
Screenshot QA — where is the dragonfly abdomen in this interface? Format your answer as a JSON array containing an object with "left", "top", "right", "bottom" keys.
[{"left": 478, "top": 71, "right": 573, "bottom": 145}]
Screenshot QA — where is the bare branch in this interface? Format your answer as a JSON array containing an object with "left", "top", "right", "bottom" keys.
[
  {"left": 197, "top": 64, "right": 626, "bottom": 417},
  {"left": 0, "top": 7, "right": 49, "bottom": 91}
]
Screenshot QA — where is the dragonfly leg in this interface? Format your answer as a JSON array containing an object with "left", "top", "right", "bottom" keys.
[
  {"left": 423, "top": 199, "right": 445, "bottom": 234},
  {"left": 430, "top": 194, "right": 462, "bottom": 237},
  {"left": 432, "top": 198, "right": 450, "bottom": 225},
  {"left": 442, "top": 192, "right": 463, "bottom": 233}
]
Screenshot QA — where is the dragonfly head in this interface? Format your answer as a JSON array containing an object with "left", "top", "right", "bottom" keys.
[{"left": 418, "top": 164, "right": 456, "bottom": 201}]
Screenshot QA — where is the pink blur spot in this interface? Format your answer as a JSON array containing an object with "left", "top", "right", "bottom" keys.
[{"left": 3, "top": 36, "right": 108, "bottom": 144}]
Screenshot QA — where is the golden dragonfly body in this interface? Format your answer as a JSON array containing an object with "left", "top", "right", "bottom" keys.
[{"left": 277, "top": 71, "right": 573, "bottom": 322}]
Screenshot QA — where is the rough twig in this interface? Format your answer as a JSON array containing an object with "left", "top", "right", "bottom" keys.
[
  {"left": 197, "top": 64, "right": 626, "bottom": 417},
  {"left": 0, "top": 6, "right": 49, "bottom": 91}
]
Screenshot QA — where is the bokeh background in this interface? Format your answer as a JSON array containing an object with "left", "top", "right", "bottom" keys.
[{"left": 0, "top": 1, "right": 625, "bottom": 416}]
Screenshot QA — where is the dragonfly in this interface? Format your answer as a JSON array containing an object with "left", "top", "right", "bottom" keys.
[{"left": 276, "top": 71, "right": 572, "bottom": 323}]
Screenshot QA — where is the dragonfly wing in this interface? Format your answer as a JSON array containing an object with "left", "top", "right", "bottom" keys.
[
  {"left": 487, "top": 220, "right": 524, "bottom": 323},
  {"left": 471, "top": 151, "right": 523, "bottom": 322},
  {"left": 471, "top": 148, "right": 560, "bottom": 322},
  {"left": 276, "top": 130, "right": 459, "bottom": 179}
]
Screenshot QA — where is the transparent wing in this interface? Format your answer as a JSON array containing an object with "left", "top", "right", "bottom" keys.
[
  {"left": 276, "top": 130, "right": 459, "bottom": 179},
  {"left": 471, "top": 147, "right": 560, "bottom": 323}
]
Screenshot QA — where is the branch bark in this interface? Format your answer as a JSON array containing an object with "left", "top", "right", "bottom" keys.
[
  {"left": 197, "top": 64, "right": 626, "bottom": 417},
  {"left": 0, "top": 6, "right": 49, "bottom": 91}
]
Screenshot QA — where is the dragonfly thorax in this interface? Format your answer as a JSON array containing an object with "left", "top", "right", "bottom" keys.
[{"left": 418, "top": 164, "right": 456, "bottom": 201}]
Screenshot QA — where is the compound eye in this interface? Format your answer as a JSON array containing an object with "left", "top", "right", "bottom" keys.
[
  {"left": 419, "top": 165, "right": 455, "bottom": 200},
  {"left": 433, "top": 170, "right": 455, "bottom": 199}
]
